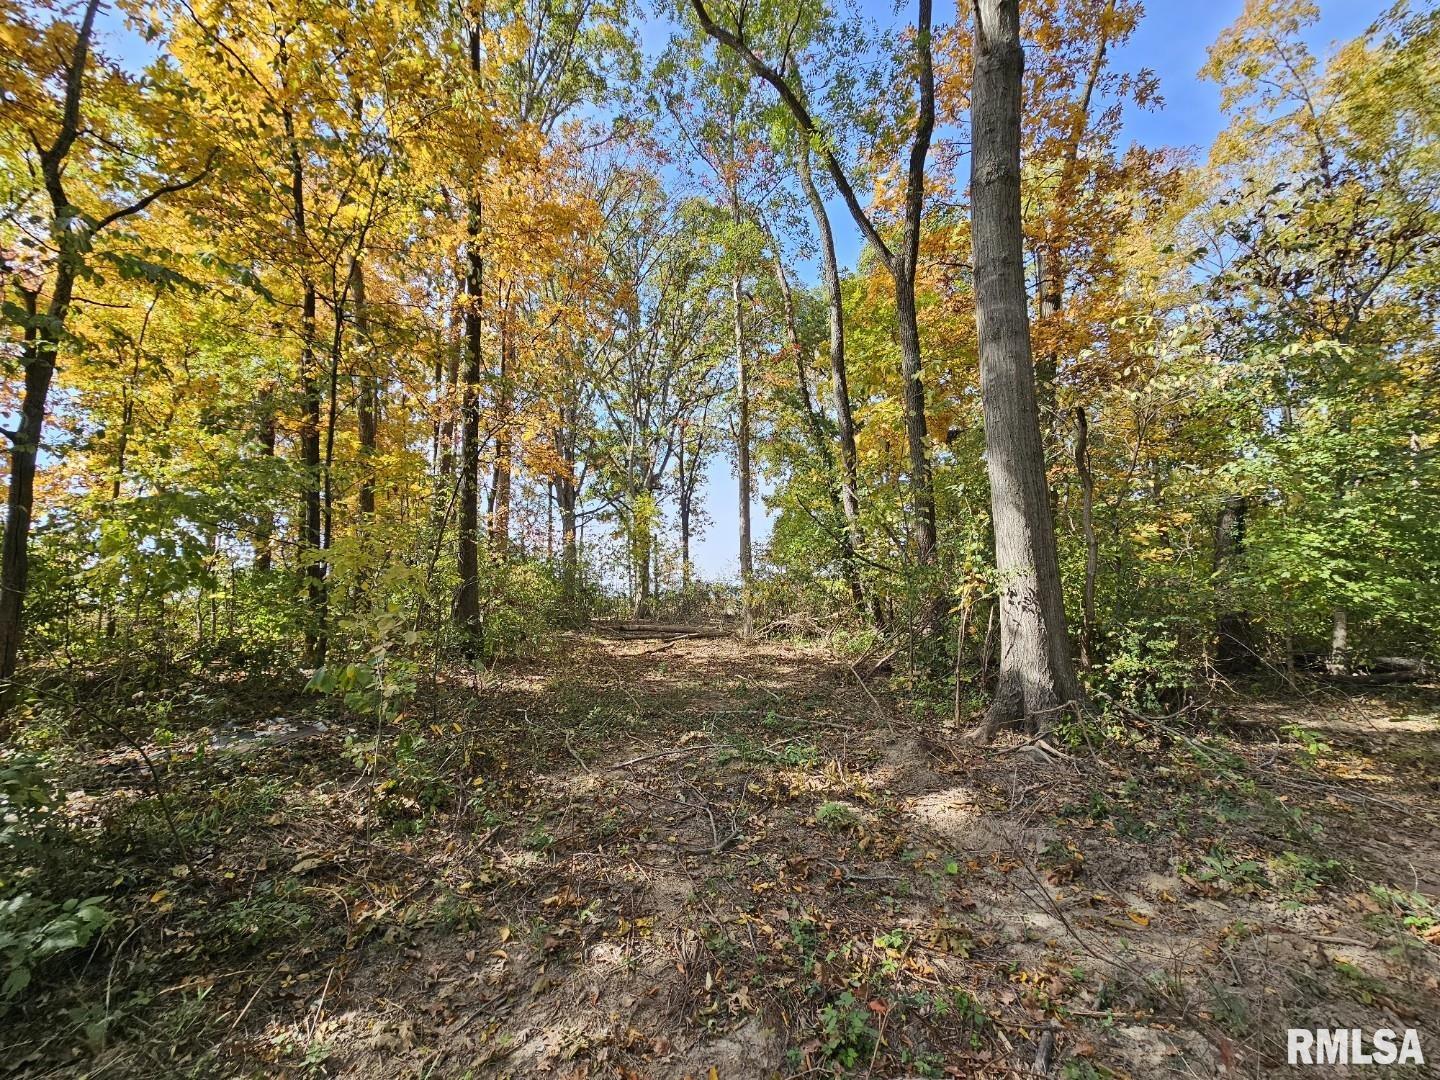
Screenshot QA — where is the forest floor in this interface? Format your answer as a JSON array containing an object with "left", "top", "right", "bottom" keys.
[{"left": 7, "top": 630, "right": 1440, "bottom": 1079}]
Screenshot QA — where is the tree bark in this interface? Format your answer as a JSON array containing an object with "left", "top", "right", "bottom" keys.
[
  {"left": 971, "top": 0, "right": 1080, "bottom": 739},
  {"left": 677, "top": 436, "right": 691, "bottom": 590},
  {"left": 284, "top": 102, "right": 326, "bottom": 668},
  {"left": 255, "top": 392, "right": 278, "bottom": 572},
  {"left": 0, "top": 288, "right": 66, "bottom": 708},
  {"left": 1327, "top": 607, "right": 1349, "bottom": 675},
  {"left": 299, "top": 275, "right": 325, "bottom": 665}
]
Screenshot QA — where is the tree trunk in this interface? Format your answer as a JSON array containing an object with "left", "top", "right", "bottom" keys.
[
  {"left": 1074, "top": 406, "right": 1097, "bottom": 669},
  {"left": 796, "top": 142, "right": 864, "bottom": 570},
  {"left": 0, "top": 292, "right": 66, "bottom": 709},
  {"left": 1327, "top": 607, "right": 1349, "bottom": 675},
  {"left": 1034, "top": 247, "right": 1061, "bottom": 434},
  {"left": 455, "top": 231, "right": 483, "bottom": 633},
  {"left": 893, "top": 270, "right": 938, "bottom": 564},
  {"left": 255, "top": 392, "right": 277, "bottom": 572},
  {"left": 677, "top": 437, "right": 691, "bottom": 590},
  {"left": 351, "top": 257, "right": 378, "bottom": 518},
  {"left": 299, "top": 275, "right": 326, "bottom": 666},
  {"left": 556, "top": 428, "right": 579, "bottom": 600},
  {"left": 731, "top": 199, "right": 753, "bottom": 637},
  {"left": 770, "top": 241, "right": 865, "bottom": 610},
  {"left": 971, "top": 0, "right": 1080, "bottom": 739},
  {"left": 1213, "top": 495, "right": 1257, "bottom": 672},
  {"left": 632, "top": 494, "right": 652, "bottom": 619},
  {"left": 489, "top": 296, "right": 513, "bottom": 556}
]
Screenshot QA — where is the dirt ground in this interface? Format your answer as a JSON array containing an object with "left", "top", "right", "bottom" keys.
[{"left": 8, "top": 632, "right": 1440, "bottom": 1078}]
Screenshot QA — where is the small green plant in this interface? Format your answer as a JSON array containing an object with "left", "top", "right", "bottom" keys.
[
  {"left": 0, "top": 893, "right": 112, "bottom": 999},
  {"left": 1281, "top": 723, "right": 1331, "bottom": 765},
  {"left": 1193, "top": 846, "right": 1268, "bottom": 891},
  {"left": 1271, "top": 851, "right": 1345, "bottom": 897},
  {"left": 816, "top": 991, "right": 877, "bottom": 1070},
  {"left": 815, "top": 801, "right": 863, "bottom": 832},
  {"left": 776, "top": 740, "right": 820, "bottom": 768},
  {"left": 0, "top": 755, "right": 64, "bottom": 853},
  {"left": 932, "top": 987, "right": 989, "bottom": 1048},
  {"left": 1365, "top": 884, "right": 1437, "bottom": 935}
]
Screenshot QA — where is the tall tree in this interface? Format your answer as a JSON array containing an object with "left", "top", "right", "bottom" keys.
[
  {"left": 0, "top": 0, "right": 209, "bottom": 710},
  {"left": 969, "top": 0, "right": 1081, "bottom": 739},
  {"left": 690, "top": 0, "right": 941, "bottom": 569}
]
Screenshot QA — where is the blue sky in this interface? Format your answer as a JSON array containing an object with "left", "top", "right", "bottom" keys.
[{"left": 689, "top": 0, "right": 1382, "bottom": 582}]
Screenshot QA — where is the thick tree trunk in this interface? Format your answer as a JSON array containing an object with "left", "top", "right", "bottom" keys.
[{"left": 971, "top": 0, "right": 1080, "bottom": 739}]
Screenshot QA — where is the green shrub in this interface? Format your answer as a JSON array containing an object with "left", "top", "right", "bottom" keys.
[{"left": 0, "top": 893, "right": 112, "bottom": 1000}]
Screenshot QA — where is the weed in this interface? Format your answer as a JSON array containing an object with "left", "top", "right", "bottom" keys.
[
  {"left": 0, "top": 892, "right": 112, "bottom": 1000},
  {"left": 815, "top": 801, "right": 863, "bottom": 832},
  {"left": 1270, "top": 851, "right": 1346, "bottom": 897},
  {"left": 816, "top": 990, "right": 878, "bottom": 1070}
]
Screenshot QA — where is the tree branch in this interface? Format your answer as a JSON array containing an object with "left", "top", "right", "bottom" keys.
[
  {"left": 688, "top": 0, "right": 895, "bottom": 268},
  {"left": 92, "top": 151, "right": 218, "bottom": 235}
]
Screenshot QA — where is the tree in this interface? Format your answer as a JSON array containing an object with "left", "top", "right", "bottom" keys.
[
  {"left": 690, "top": 0, "right": 942, "bottom": 571},
  {"left": 969, "top": 0, "right": 1080, "bottom": 739},
  {"left": 0, "top": 0, "right": 210, "bottom": 712}
]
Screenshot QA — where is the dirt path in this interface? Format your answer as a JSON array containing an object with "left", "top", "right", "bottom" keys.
[{"left": 24, "top": 633, "right": 1440, "bottom": 1078}]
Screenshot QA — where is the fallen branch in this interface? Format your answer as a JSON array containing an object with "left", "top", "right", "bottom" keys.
[{"left": 603, "top": 743, "right": 719, "bottom": 771}]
